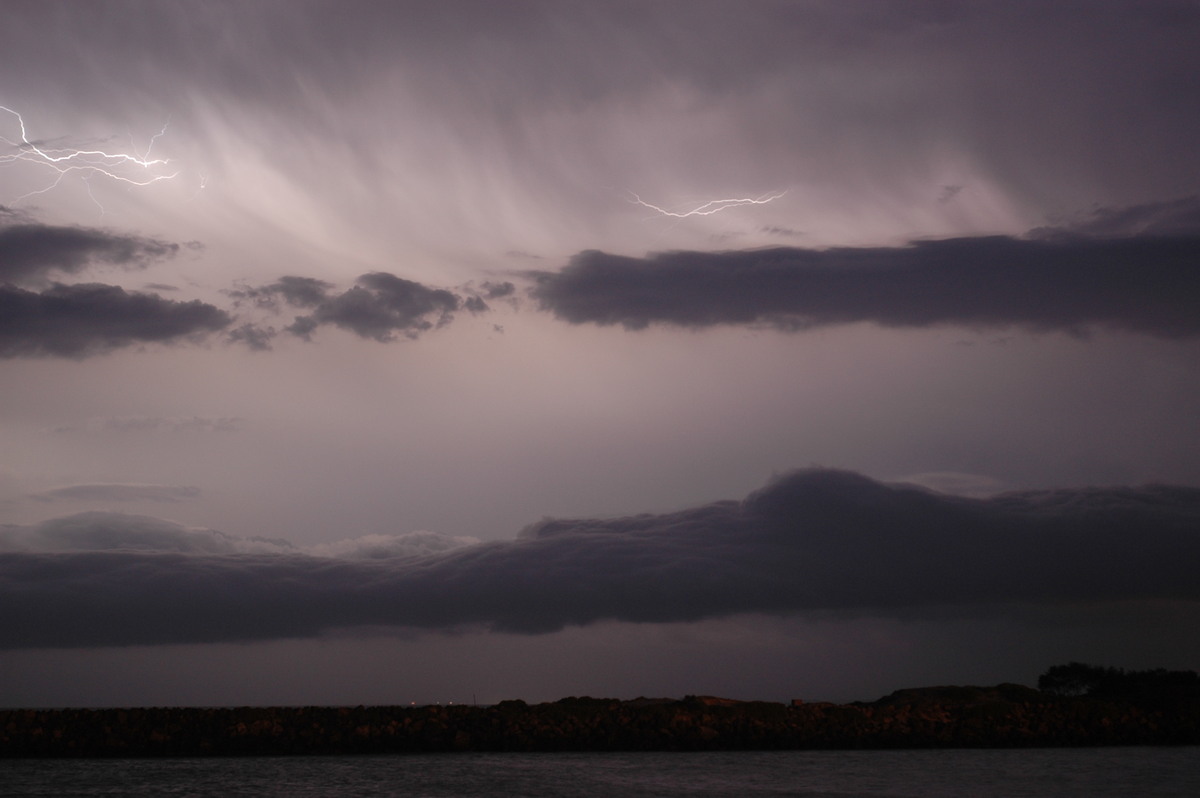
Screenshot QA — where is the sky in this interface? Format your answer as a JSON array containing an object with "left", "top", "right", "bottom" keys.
[{"left": 1, "top": 0, "right": 1199, "bottom": 708}]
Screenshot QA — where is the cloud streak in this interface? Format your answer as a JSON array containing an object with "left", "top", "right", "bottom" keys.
[
  {"left": 531, "top": 199, "right": 1200, "bottom": 338},
  {"left": 2, "top": 469, "right": 1197, "bottom": 649},
  {"left": 28, "top": 484, "right": 201, "bottom": 504},
  {"left": 51, "top": 416, "right": 243, "bottom": 435}
]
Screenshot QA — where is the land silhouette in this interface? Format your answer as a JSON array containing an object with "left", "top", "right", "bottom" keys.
[{"left": 3, "top": 664, "right": 1197, "bottom": 757}]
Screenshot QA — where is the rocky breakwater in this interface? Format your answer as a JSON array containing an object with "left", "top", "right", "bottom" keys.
[{"left": 3, "top": 684, "right": 1198, "bottom": 757}]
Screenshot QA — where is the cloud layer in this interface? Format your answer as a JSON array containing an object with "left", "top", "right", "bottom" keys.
[
  {"left": 0, "top": 215, "right": 226, "bottom": 357},
  {"left": 531, "top": 200, "right": 1200, "bottom": 338},
  {"left": 0, "top": 214, "right": 492, "bottom": 357},
  {"left": 10, "top": 191, "right": 1197, "bottom": 359},
  {"left": 2, "top": 469, "right": 1197, "bottom": 649}
]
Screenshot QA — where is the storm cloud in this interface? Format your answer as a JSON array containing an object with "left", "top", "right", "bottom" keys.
[
  {"left": 531, "top": 200, "right": 1200, "bottom": 338},
  {"left": 2, "top": 1, "right": 1199, "bottom": 705},
  {"left": 0, "top": 218, "right": 181, "bottom": 285},
  {"left": 0, "top": 282, "right": 231, "bottom": 358},
  {"left": 2, "top": 469, "right": 1197, "bottom": 649}
]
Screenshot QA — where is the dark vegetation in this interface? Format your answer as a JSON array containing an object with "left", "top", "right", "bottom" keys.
[
  {"left": 1037, "top": 662, "right": 1200, "bottom": 702},
  {"left": 2, "top": 664, "right": 1197, "bottom": 757}
]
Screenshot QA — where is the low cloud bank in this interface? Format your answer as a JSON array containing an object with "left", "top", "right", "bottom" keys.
[
  {"left": 0, "top": 282, "right": 231, "bottom": 358},
  {"left": 2, "top": 469, "right": 1197, "bottom": 649},
  {"left": 531, "top": 198, "right": 1200, "bottom": 338},
  {"left": 0, "top": 214, "right": 181, "bottom": 286},
  {"left": 0, "top": 215, "right": 226, "bottom": 357}
]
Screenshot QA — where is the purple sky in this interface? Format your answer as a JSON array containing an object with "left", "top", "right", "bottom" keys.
[{"left": 2, "top": 0, "right": 1199, "bottom": 707}]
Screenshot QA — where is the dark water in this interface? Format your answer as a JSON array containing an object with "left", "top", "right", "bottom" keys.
[{"left": 3, "top": 747, "right": 1198, "bottom": 797}]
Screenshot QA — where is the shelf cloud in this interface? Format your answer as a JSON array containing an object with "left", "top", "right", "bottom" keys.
[{"left": 3, "top": 469, "right": 1196, "bottom": 649}]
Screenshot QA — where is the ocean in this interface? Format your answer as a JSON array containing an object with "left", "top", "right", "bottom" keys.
[{"left": 3, "top": 747, "right": 1198, "bottom": 797}]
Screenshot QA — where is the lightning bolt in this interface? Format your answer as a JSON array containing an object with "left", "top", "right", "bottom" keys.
[
  {"left": 1, "top": 105, "right": 179, "bottom": 205},
  {"left": 628, "top": 190, "right": 787, "bottom": 218}
]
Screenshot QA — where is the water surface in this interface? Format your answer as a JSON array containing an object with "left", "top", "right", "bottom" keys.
[{"left": 3, "top": 747, "right": 1197, "bottom": 797}]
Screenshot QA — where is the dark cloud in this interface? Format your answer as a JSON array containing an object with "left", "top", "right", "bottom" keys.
[
  {"left": 230, "top": 272, "right": 473, "bottom": 343},
  {"left": 2, "top": 468, "right": 1197, "bottom": 649},
  {"left": 462, "top": 280, "right": 518, "bottom": 314},
  {"left": 760, "top": 226, "right": 803, "bottom": 238},
  {"left": 0, "top": 221, "right": 180, "bottom": 285},
  {"left": 531, "top": 200, "right": 1200, "bottom": 338},
  {"left": 226, "top": 322, "right": 276, "bottom": 352},
  {"left": 272, "top": 275, "right": 335, "bottom": 308},
  {"left": 0, "top": 282, "right": 231, "bottom": 358},
  {"left": 268, "top": 272, "right": 461, "bottom": 342},
  {"left": 481, "top": 281, "right": 516, "bottom": 299},
  {"left": 284, "top": 315, "right": 320, "bottom": 339},
  {"left": 29, "top": 484, "right": 201, "bottom": 504},
  {"left": 227, "top": 276, "right": 334, "bottom": 311}
]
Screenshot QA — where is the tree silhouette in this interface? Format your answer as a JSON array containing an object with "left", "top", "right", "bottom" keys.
[{"left": 1039, "top": 663, "right": 1199, "bottom": 700}]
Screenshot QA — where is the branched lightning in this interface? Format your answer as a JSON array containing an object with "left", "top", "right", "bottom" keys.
[
  {"left": 1, "top": 105, "right": 179, "bottom": 204},
  {"left": 628, "top": 190, "right": 787, "bottom": 218}
]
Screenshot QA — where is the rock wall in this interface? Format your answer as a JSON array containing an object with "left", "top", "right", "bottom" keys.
[{"left": 3, "top": 684, "right": 1198, "bottom": 757}]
